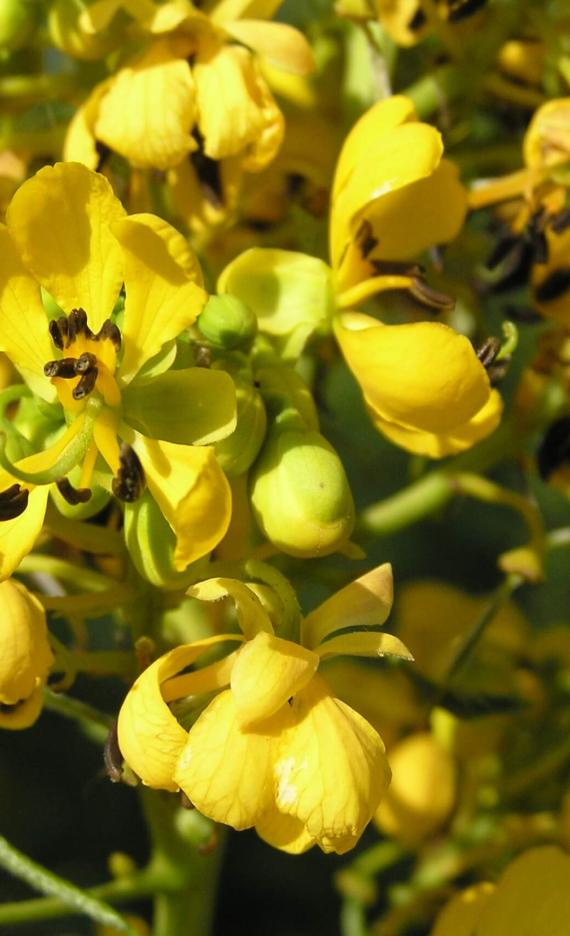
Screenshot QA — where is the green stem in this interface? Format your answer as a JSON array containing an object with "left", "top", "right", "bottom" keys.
[
  {"left": 0, "top": 836, "right": 140, "bottom": 934},
  {"left": 340, "top": 897, "right": 368, "bottom": 936},
  {"left": 19, "top": 553, "right": 119, "bottom": 591},
  {"left": 43, "top": 687, "right": 114, "bottom": 742},
  {"left": 44, "top": 502, "right": 125, "bottom": 555}
]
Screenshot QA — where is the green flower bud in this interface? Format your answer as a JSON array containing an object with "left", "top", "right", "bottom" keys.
[
  {"left": 48, "top": 0, "right": 122, "bottom": 61},
  {"left": 198, "top": 295, "right": 258, "bottom": 350},
  {"left": 215, "top": 381, "right": 267, "bottom": 477},
  {"left": 0, "top": 0, "right": 37, "bottom": 52},
  {"left": 124, "top": 493, "right": 208, "bottom": 590},
  {"left": 255, "top": 366, "right": 319, "bottom": 428},
  {"left": 251, "top": 426, "right": 355, "bottom": 557}
]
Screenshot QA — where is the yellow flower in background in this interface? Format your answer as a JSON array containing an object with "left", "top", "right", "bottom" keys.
[
  {"left": 0, "top": 161, "right": 235, "bottom": 579},
  {"left": 118, "top": 564, "right": 413, "bottom": 854},
  {"left": 0, "top": 578, "right": 53, "bottom": 730},
  {"left": 334, "top": 312, "right": 502, "bottom": 457},
  {"left": 64, "top": 0, "right": 313, "bottom": 228},
  {"left": 330, "top": 95, "right": 467, "bottom": 296},
  {"left": 431, "top": 846, "right": 570, "bottom": 936}
]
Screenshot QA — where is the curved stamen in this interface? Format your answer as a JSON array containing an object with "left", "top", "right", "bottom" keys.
[
  {"left": 0, "top": 405, "right": 99, "bottom": 486},
  {"left": 56, "top": 478, "right": 92, "bottom": 505}
]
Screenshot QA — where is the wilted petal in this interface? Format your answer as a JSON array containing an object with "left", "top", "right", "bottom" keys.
[
  {"left": 6, "top": 163, "right": 125, "bottom": 333},
  {"left": 174, "top": 689, "right": 275, "bottom": 829},
  {"left": 95, "top": 40, "right": 197, "bottom": 170},
  {"left": 231, "top": 632, "right": 319, "bottom": 728},
  {"left": 272, "top": 674, "right": 390, "bottom": 854},
  {"left": 113, "top": 213, "right": 206, "bottom": 383},
  {"left": 302, "top": 564, "right": 393, "bottom": 649}
]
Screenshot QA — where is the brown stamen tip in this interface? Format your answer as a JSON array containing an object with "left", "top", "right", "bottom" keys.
[
  {"left": 179, "top": 791, "right": 195, "bottom": 810},
  {"left": 72, "top": 367, "right": 98, "bottom": 400},
  {"left": 355, "top": 220, "right": 378, "bottom": 260},
  {"left": 0, "top": 483, "right": 29, "bottom": 520},
  {"left": 194, "top": 345, "right": 212, "bottom": 368},
  {"left": 49, "top": 318, "right": 64, "bottom": 351},
  {"left": 68, "top": 308, "right": 93, "bottom": 343},
  {"left": 409, "top": 277, "right": 455, "bottom": 313},
  {"left": 74, "top": 352, "right": 97, "bottom": 375},
  {"left": 447, "top": 0, "right": 487, "bottom": 22},
  {"left": 476, "top": 337, "right": 502, "bottom": 368},
  {"left": 112, "top": 442, "right": 145, "bottom": 503},
  {"left": 44, "top": 357, "right": 79, "bottom": 379},
  {"left": 103, "top": 721, "right": 124, "bottom": 783},
  {"left": 550, "top": 208, "right": 570, "bottom": 235},
  {"left": 98, "top": 320, "right": 122, "bottom": 351},
  {"left": 56, "top": 478, "right": 92, "bottom": 506}
]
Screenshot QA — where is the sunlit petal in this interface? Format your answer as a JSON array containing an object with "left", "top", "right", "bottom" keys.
[
  {"left": 0, "top": 485, "right": 49, "bottom": 580},
  {"left": 302, "top": 564, "right": 393, "bottom": 649},
  {"left": 187, "top": 578, "right": 274, "bottom": 639}
]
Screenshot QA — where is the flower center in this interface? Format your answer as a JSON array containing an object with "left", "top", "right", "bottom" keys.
[{"left": 44, "top": 308, "right": 122, "bottom": 410}]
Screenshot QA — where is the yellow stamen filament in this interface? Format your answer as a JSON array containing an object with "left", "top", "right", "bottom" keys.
[{"left": 79, "top": 440, "right": 99, "bottom": 490}]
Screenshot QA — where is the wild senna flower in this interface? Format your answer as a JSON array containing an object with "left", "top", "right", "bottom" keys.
[
  {"left": 0, "top": 161, "right": 235, "bottom": 579},
  {"left": 118, "top": 564, "right": 413, "bottom": 854},
  {"left": 64, "top": 0, "right": 313, "bottom": 229},
  {"left": 0, "top": 578, "right": 53, "bottom": 730},
  {"left": 431, "top": 846, "right": 570, "bottom": 936},
  {"left": 218, "top": 96, "right": 501, "bottom": 457}
]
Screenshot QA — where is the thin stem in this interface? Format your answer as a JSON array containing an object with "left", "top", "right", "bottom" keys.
[
  {"left": 44, "top": 502, "right": 125, "bottom": 555},
  {"left": 43, "top": 687, "right": 114, "bottom": 740},
  {"left": 19, "top": 554, "right": 119, "bottom": 592}
]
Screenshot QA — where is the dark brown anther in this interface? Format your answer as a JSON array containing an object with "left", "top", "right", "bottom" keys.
[
  {"left": 44, "top": 357, "right": 78, "bottom": 379},
  {"left": 72, "top": 366, "right": 98, "bottom": 400},
  {"left": 537, "top": 417, "right": 570, "bottom": 480},
  {"left": 194, "top": 344, "right": 212, "bottom": 368},
  {"left": 56, "top": 478, "right": 92, "bottom": 506},
  {"left": 447, "top": 0, "right": 487, "bottom": 22},
  {"left": 103, "top": 721, "right": 124, "bottom": 783},
  {"left": 68, "top": 308, "right": 93, "bottom": 343},
  {"left": 407, "top": 5, "right": 427, "bottom": 30},
  {"left": 476, "top": 337, "right": 502, "bottom": 368},
  {"left": 49, "top": 318, "right": 65, "bottom": 351},
  {"left": 409, "top": 277, "right": 455, "bottom": 313},
  {"left": 98, "top": 319, "right": 122, "bottom": 351},
  {"left": 534, "top": 268, "right": 570, "bottom": 302},
  {"left": 0, "top": 483, "right": 29, "bottom": 520},
  {"left": 486, "top": 233, "right": 520, "bottom": 271},
  {"left": 355, "top": 220, "right": 378, "bottom": 259},
  {"left": 550, "top": 207, "right": 570, "bottom": 234},
  {"left": 112, "top": 442, "right": 145, "bottom": 503},
  {"left": 74, "top": 352, "right": 97, "bottom": 375},
  {"left": 180, "top": 791, "right": 195, "bottom": 810}
]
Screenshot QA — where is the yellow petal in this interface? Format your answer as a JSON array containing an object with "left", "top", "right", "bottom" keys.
[
  {"left": 95, "top": 40, "right": 196, "bottom": 170},
  {"left": 431, "top": 883, "right": 495, "bottom": 936},
  {"left": 302, "top": 564, "right": 393, "bottom": 649},
  {"left": 194, "top": 42, "right": 284, "bottom": 170},
  {"left": 6, "top": 163, "right": 125, "bottom": 333},
  {"left": 162, "top": 648, "right": 241, "bottom": 702},
  {"left": 112, "top": 213, "right": 206, "bottom": 383},
  {"left": 255, "top": 809, "right": 315, "bottom": 854},
  {"left": 134, "top": 436, "right": 231, "bottom": 569},
  {"left": 63, "top": 80, "right": 113, "bottom": 170},
  {"left": 375, "top": 0, "right": 428, "bottom": 47},
  {"left": 0, "top": 579, "right": 53, "bottom": 704},
  {"left": 225, "top": 20, "right": 314, "bottom": 76},
  {"left": 187, "top": 577, "right": 274, "bottom": 639},
  {"left": 317, "top": 631, "right": 413, "bottom": 662},
  {"left": 523, "top": 98, "right": 570, "bottom": 170},
  {"left": 231, "top": 632, "right": 319, "bottom": 728},
  {"left": 476, "top": 846, "right": 570, "bottom": 936},
  {"left": 335, "top": 313, "right": 490, "bottom": 434},
  {"left": 372, "top": 389, "right": 503, "bottom": 458},
  {"left": 0, "top": 683, "right": 46, "bottom": 730},
  {"left": 173, "top": 689, "right": 275, "bottom": 829},
  {"left": 272, "top": 674, "right": 390, "bottom": 854},
  {"left": 0, "top": 485, "right": 49, "bottom": 580},
  {"left": 117, "top": 636, "right": 235, "bottom": 790},
  {"left": 0, "top": 225, "right": 55, "bottom": 402},
  {"left": 209, "top": 0, "right": 282, "bottom": 26}
]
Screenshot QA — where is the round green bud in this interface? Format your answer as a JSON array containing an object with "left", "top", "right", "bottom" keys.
[
  {"left": 0, "top": 0, "right": 37, "bottom": 52},
  {"left": 198, "top": 295, "right": 258, "bottom": 351},
  {"left": 124, "top": 493, "right": 208, "bottom": 590},
  {"left": 250, "top": 427, "right": 355, "bottom": 558},
  {"left": 215, "top": 382, "right": 267, "bottom": 477},
  {"left": 48, "top": 0, "right": 122, "bottom": 61}
]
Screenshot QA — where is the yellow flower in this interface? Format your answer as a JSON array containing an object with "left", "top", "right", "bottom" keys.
[
  {"left": 0, "top": 578, "right": 53, "bottom": 730},
  {"left": 0, "top": 162, "right": 234, "bottom": 579},
  {"left": 118, "top": 564, "right": 413, "bottom": 854},
  {"left": 334, "top": 312, "right": 502, "bottom": 457},
  {"left": 330, "top": 95, "right": 467, "bottom": 295},
  {"left": 431, "top": 846, "right": 570, "bottom": 936},
  {"left": 64, "top": 0, "right": 313, "bottom": 228}
]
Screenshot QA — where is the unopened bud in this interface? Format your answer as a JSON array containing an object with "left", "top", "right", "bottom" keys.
[
  {"left": 0, "top": 579, "right": 53, "bottom": 730},
  {"left": 198, "top": 295, "right": 257, "bottom": 350},
  {"left": 215, "top": 381, "right": 267, "bottom": 476},
  {"left": 251, "top": 426, "right": 355, "bottom": 557}
]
